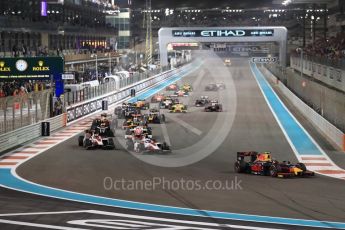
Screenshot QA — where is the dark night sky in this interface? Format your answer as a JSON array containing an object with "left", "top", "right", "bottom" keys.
[{"left": 119, "top": 0, "right": 277, "bottom": 9}]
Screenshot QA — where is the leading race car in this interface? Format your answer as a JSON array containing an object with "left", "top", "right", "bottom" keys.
[
  {"left": 195, "top": 96, "right": 210, "bottom": 107},
  {"left": 204, "top": 100, "right": 222, "bottom": 112},
  {"left": 224, "top": 58, "right": 231, "bottom": 66},
  {"left": 234, "top": 151, "right": 315, "bottom": 178},
  {"left": 215, "top": 83, "right": 226, "bottom": 90}
]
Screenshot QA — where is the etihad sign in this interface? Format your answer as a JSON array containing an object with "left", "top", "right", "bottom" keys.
[
  {"left": 33, "top": 60, "right": 49, "bottom": 71},
  {"left": 200, "top": 30, "right": 246, "bottom": 37},
  {"left": 0, "top": 61, "right": 11, "bottom": 72}
]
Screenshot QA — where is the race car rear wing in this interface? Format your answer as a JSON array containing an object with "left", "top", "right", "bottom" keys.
[{"left": 236, "top": 151, "right": 258, "bottom": 162}]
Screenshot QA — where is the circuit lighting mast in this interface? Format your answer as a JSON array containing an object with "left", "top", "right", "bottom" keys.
[{"left": 144, "top": 0, "right": 153, "bottom": 65}]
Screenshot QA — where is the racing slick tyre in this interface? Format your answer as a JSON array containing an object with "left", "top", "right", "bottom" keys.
[
  {"left": 84, "top": 139, "right": 92, "bottom": 149},
  {"left": 107, "top": 129, "right": 115, "bottom": 137},
  {"left": 269, "top": 164, "right": 281, "bottom": 177},
  {"left": 161, "top": 142, "right": 170, "bottom": 150},
  {"left": 138, "top": 143, "right": 145, "bottom": 152},
  {"left": 112, "top": 118, "right": 118, "bottom": 129},
  {"left": 234, "top": 161, "right": 247, "bottom": 173},
  {"left": 161, "top": 114, "right": 166, "bottom": 123},
  {"left": 107, "top": 138, "right": 115, "bottom": 150},
  {"left": 296, "top": 162, "right": 307, "bottom": 171},
  {"left": 125, "top": 128, "right": 132, "bottom": 135},
  {"left": 261, "top": 162, "right": 271, "bottom": 176},
  {"left": 126, "top": 140, "right": 134, "bottom": 151},
  {"left": 78, "top": 136, "right": 84, "bottom": 146}
]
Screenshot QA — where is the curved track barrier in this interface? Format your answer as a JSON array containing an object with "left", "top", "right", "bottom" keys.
[{"left": 260, "top": 65, "right": 345, "bottom": 152}]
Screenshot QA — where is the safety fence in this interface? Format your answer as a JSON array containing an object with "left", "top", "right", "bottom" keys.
[
  {"left": 0, "top": 113, "right": 66, "bottom": 153},
  {"left": 265, "top": 61, "right": 345, "bottom": 133},
  {"left": 290, "top": 53, "right": 345, "bottom": 71},
  {"left": 63, "top": 66, "right": 171, "bottom": 106},
  {"left": 289, "top": 55, "right": 344, "bottom": 92},
  {"left": 260, "top": 65, "right": 345, "bottom": 151},
  {"left": 0, "top": 90, "right": 52, "bottom": 135},
  {"left": 65, "top": 66, "right": 189, "bottom": 123}
]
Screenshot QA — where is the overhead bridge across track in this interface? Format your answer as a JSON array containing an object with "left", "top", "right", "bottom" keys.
[{"left": 158, "top": 27, "right": 287, "bottom": 66}]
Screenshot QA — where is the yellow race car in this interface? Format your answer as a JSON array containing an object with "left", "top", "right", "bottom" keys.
[
  {"left": 169, "top": 103, "right": 187, "bottom": 113},
  {"left": 181, "top": 84, "right": 192, "bottom": 92}
]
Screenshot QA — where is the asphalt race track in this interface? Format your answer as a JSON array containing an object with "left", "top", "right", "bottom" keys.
[{"left": 2, "top": 51, "right": 345, "bottom": 229}]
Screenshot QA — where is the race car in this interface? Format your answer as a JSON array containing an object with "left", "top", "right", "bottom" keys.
[
  {"left": 151, "top": 93, "right": 166, "bottom": 103},
  {"left": 205, "top": 84, "right": 219, "bottom": 91},
  {"left": 204, "top": 100, "right": 222, "bottom": 112},
  {"left": 234, "top": 151, "right": 315, "bottom": 178},
  {"left": 215, "top": 83, "right": 226, "bottom": 89},
  {"left": 114, "top": 103, "right": 141, "bottom": 119},
  {"left": 205, "top": 83, "right": 226, "bottom": 91},
  {"left": 224, "top": 58, "right": 231, "bottom": 66},
  {"left": 125, "top": 126, "right": 169, "bottom": 153},
  {"left": 78, "top": 114, "right": 115, "bottom": 150},
  {"left": 78, "top": 127, "right": 116, "bottom": 150},
  {"left": 159, "top": 96, "right": 179, "bottom": 109},
  {"left": 166, "top": 83, "right": 179, "bottom": 91},
  {"left": 169, "top": 103, "right": 187, "bottom": 113},
  {"left": 181, "top": 83, "right": 192, "bottom": 92},
  {"left": 90, "top": 113, "right": 115, "bottom": 137},
  {"left": 126, "top": 137, "right": 171, "bottom": 154},
  {"left": 145, "top": 108, "right": 166, "bottom": 124},
  {"left": 125, "top": 125, "right": 152, "bottom": 139},
  {"left": 133, "top": 99, "right": 150, "bottom": 110},
  {"left": 174, "top": 90, "right": 189, "bottom": 97},
  {"left": 122, "top": 114, "right": 147, "bottom": 129},
  {"left": 195, "top": 96, "right": 210, "bottom": 107}
]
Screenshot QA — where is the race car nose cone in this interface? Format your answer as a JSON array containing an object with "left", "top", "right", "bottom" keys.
[{"left": 292, "top": 167, "right": 303, "bottom": 175}]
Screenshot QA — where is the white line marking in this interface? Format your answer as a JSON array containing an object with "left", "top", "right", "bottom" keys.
[
  {"left": 0, "top": 219, "right": 90, "bottom": 230},
  {"left": 0, "top": 159, "right": 21, "bottom": 162},
  {"left": 85, "top": 210, "right": 286, "bottom": 230},
  {"left": 0, "top": 210, "right": 89, "bottom": 217},
  {"left": 165, "top": 114, "right": 202, "bottom": 136},
  {"left": 160, "top": 122, "right": 171, "bottom": 146}
]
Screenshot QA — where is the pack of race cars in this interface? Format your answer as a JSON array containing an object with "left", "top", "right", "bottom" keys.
[
  {"left": 117, "top": 102, "right": 171, "bottom": 153},
  {"left": 78, "top": 82, "right": 222, "bottom": 151},
  {"left": 76, "top": 79, "right": 317, "bottom": 179}
]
